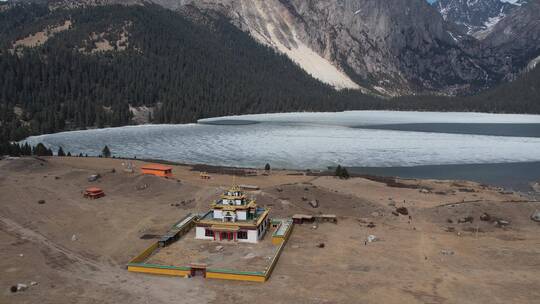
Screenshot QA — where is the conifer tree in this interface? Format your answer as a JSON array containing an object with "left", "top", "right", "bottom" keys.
[
  {"left": 102, "top": 145, "right": 111, "bottom": 158},
  {"left": 57, "top": 146, "right": 66, "bottom": 157}
]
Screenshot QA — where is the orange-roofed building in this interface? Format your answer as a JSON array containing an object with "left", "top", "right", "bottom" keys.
[
  {"left": 141, "top": 164, "right": 173, "bottom": 178},
  {"left": 84, "top": 187, "right": 105, "bottom": 199}
]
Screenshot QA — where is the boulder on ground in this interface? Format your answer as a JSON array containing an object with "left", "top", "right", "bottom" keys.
[
  {"left": 480, "top": 213, "right": 491, "bottom": 221},
  {"left": 396, "top": 207, "right": 409, "bottom": 215},
  {"left": 87, "top": 174, "right": 100, "bottom": 182},
  {"left": 531, "top": 210, "right": 540, "bottom": 222},
  {"left": 458, "top": 216, "right": 474, "bottom": 224},
  {"left": 16, "top": 283, "right": 28, "bottom": 292},
  {"left": 309, "top": 200, "right": 319, "bottom": 208},
  {"left": 440, "top": 249, "right": 455, "bottom": 256},
  {"left": 495, "top": 219, "right": 510, "bottom": 227}
]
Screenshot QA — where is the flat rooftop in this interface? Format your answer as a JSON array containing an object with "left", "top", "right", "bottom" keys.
[{"left": 145, "top": 228, "right": 278, "bottom": 272}]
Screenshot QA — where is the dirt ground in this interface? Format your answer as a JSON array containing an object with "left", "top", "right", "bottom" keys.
[
  {"left": 146, "top": 229, "right": 277, "bottom": 272},
  {"left": 1, "top": 156, "right": 539, "bottom": 304}
]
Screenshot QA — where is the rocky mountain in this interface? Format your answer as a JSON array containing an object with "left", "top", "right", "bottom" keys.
[
  {"left": 8, "top": 0, "right": 540, "bottom": 96},
  {"left": 432, "top": 0, "right": 527, "bottom": 38},
  {"left": 481, "top": 0, "right": 540, "bottom": 75},
  {"left": 160, "top": 0, "right": 507, "bottom": 95}
]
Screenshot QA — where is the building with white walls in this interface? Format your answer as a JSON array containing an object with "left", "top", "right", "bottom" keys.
[{"left": 195, "top": 185, "right": 270, "bottom": 243}]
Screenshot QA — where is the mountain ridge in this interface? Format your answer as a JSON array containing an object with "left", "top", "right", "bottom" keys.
[{"left": 7, "top": 0, "right": 540, "bottom": 96}]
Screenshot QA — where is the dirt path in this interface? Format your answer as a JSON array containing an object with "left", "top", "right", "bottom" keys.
[{"left": 0, "top": 216, "right": 214, "bottom": 304}]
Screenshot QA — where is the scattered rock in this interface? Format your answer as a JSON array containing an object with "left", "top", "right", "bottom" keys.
[
  {"left": 54, "top": 176, "right": 60, "bottom": 180},
  {"left": 309, "top": 200, "right": 319, "bottom": 208},
  {"left": 458, "top": 216, "right": 474, "bottom": 224},
  {"left": 495, "top": 219, "right": 510, "bottom": 227},
  {"left": 10, "top": 285, "right": 17, "bottom": 293},
  {"left": 480, "top": 213, "right": 491, "bottom": 221},
  {"left": 446, "top": 219, "right": 453, "bottom": 223},
  {"left": 317, "top": 243, "right": 325, "bottom": 248},
  {"left": 16, "top": 283, "right": 28, "bottom": 292},
  {"left": 396, "top": 207, "right": 409, "bottom": 215},
  {"left": 87, "top": 174, "right": 100, "bottom": 182},
  {"left": 531, "top": 210, "right": 540, "bottom": 222},
  {"left": 243, "top": 253, "right": 256, "bottom": 259},
  {"left": 304, "top": 187, "right": 309, "bottom": 191},
  {"left": 301, "top": 196, "right": 308, "bottom": 201},
  {"left": 71, "top": 234, "right": 78, "bottom": 241},
  {"left": 391, "top": 211, "right": 399, "bottom": 216},
  {"left": 136, "top": 184, "right": 148, "bottom": 191},
  {"left": 367, "top": 235, "right": 377, "bottom": 243},
  {"left": 440, "top": 249, "right": 455, "bottom": 256},
  {"left": 371, "top": 211, "right": 380, "bottom": 217},
  {"left": 388, "top": 201, "right": 396, "bottom": 207},
  {"left": 419, "top": 188, "right": 430, "bottom": 194},
  {"left": 367, "top": 222, "right": 376, "bottom": 228},
  {"left": 111, "top": 168, "right": 116, "bottom": 173},
  {"left": 311, "top": 225, "right": 318, "bottom": 230},
  {"left": 215, "top": 245, "right": 224, "bottom": 251},
  {"left": 30, "top": 281, "right": 38, "bottom": 286},
  {"left": 276, "top": 187, "right": 283, "bottom": 192},
  {"left": 444, "top": 227, "right": 455, "bottom": 232},
  {"left": 37, "top": 200, "right": 46, "bottom": 205}
]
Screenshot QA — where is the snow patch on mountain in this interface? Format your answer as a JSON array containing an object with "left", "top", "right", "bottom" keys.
[
  {"left": 237, "top": 1, "right": 361, "bottom": 90},
  {"left": 433, "top": 0, "right": 526, "bottom": 37},
  {"left": 527, "top": 55, "right": 540, "bottom": 71}
]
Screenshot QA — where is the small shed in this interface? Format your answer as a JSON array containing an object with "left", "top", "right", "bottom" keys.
[
  {"left": 84, "top": 187, "right": 105, "bottom": 199},
  {"left": 315, "top": 214, "right": 337, "bottom": 224},
  {"left": 292, "top": 214, "right": 314, "bottom": 224},
  {"left": 239, "top": 184, "right": 260, "bottom": 191},
  {"left": 141, "top": 164, "right": 173, "bottom": 178}
]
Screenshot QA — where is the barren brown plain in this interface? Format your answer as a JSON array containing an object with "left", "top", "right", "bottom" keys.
[{"left": 1, "top": 156, "right": 539, "bottom": 304}]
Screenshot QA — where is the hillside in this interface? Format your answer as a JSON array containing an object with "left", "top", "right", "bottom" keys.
[
  {"left": 0, "top": 1, "right": 540, "bottom": 152},
  {"left": 0, "top": 2, "right": 377, "bottom": 144}
]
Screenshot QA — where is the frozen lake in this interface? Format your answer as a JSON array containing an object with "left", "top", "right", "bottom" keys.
[{"left": 23, "top": 111, "right": 540, "bottom": 171}]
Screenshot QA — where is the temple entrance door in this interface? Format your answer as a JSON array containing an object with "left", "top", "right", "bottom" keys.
[
  {"left": 220, "top": 232, "right": 234, "bottom": 241},
  {"left": 190, "top": 266, "right": 207, "bottom": 278}
]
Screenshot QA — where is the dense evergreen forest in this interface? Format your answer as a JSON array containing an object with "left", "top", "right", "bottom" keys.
[{"left": 0, "top": 2, "right": 539, "bottom": 153}]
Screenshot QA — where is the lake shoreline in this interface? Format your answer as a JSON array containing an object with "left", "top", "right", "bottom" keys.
[{"left": 65, "top": 155, "right": 540, "bottom": 194}]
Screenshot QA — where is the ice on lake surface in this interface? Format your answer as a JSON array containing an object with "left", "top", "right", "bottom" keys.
[{"left": 23, "top": 111, "right": 540, "bottom": 170}]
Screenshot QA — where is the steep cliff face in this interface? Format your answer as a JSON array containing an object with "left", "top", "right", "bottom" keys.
[{"left": 172, "top": 0, "right": 498, "bottom": 95}]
